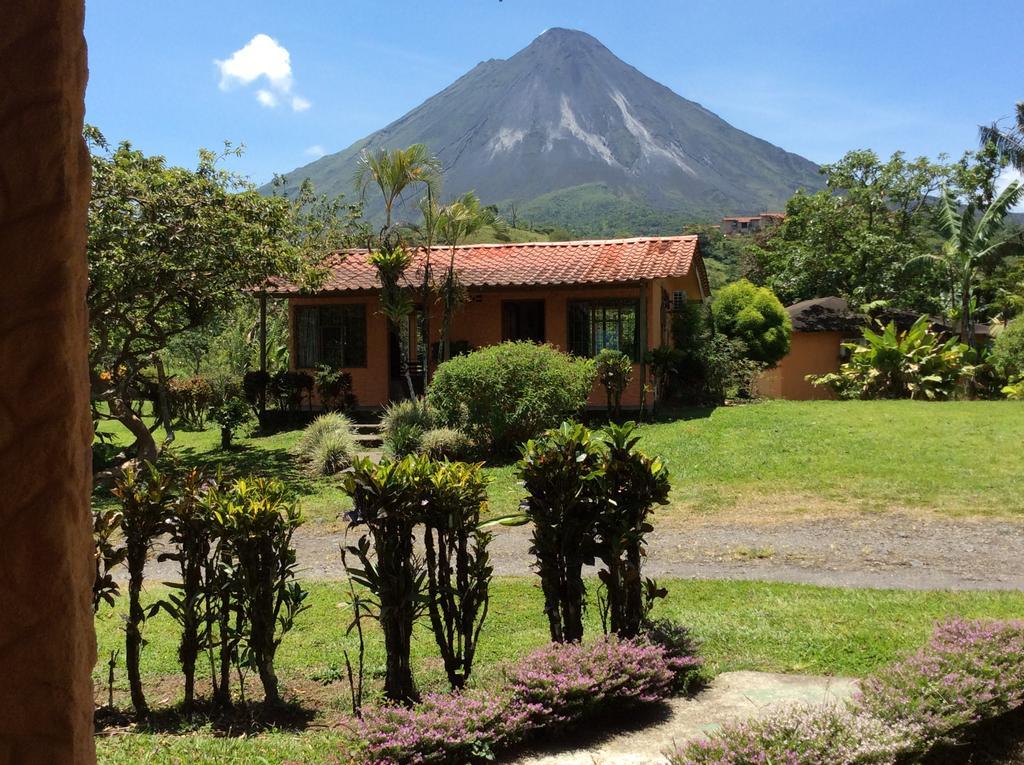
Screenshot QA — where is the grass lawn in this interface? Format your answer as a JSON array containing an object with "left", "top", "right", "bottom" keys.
[
  {"left": 94, "top": 578, "right": 1024, "bottom": 763},
  {"left": 95, "top": 400, "right": 1024, "bottom": 524}
]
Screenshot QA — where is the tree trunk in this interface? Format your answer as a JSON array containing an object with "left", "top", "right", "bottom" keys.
[
  {"left": 125, "top": 548, "right": 149, "bottom": 719},
  {"left": 382, "top": 619, "right": 418, "bottom": 703}
]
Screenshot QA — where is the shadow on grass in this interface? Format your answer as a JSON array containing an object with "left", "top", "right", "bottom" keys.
[
  {"left": 495, "top": 699, "right": 675, "bottom": 763},
  {"left": 171, "top": 443, "right": 319, "bottom": 497},
  {"left": 95, "top": 698, "right": 318, "bottom": 736}
]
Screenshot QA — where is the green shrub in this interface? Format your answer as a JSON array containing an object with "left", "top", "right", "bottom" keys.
[
  {"left": 811, "top": 316, "right": 976, "bottom": 400},
  {"left": 518, "top": 422, "right": 605, "bottom": 643},
  {"left": 428, "top": 342, "right": 596, "bottom": 456},
  {"left": 1003, "top": 376, "right": 1024, "bottom": 400},
  {"left": 167, "top": 375, "right": 214, "bottom": 429},
  {"left": 710, "top": 279, "right": 792, "bottom": 365},
  {"left": 421, "top": 460, "right": 493, "bottom": 690},
  {"left": 382, "top": 398, "right": 435, "bottom": 457},
  {"left": 209, "top": 396, "right": 253, "bottom": 449},
  {"left": 203, "top": 476, "right": 307, "bottom": 706},
  {"left": 418, "top": 427, "right": 474, "bottom": 461},
  {"left": 991, "top": 318, "right": 1024, "bottom": 380},
  {"left": 595, "top": 348, "right": 633, "bottom": 417}
]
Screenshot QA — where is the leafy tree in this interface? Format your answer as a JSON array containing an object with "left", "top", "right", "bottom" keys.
[
  {"left": 710, "top": 280, "right": 792, "bottom": 365},
  {"left": 595, "top": 348, "right": 633, "bottom": 418},
  {"left": 921, "top": 181, "right": 1024, "bottom": 345},
  {"left": 742, "top": 149, "right": 995, "bottom": 313},
  {"left": 980, "top": 102, "right": 1024, "bottom": 173},
  {"left": 87, "top": 127, "right": 359, "bottom": 473}
]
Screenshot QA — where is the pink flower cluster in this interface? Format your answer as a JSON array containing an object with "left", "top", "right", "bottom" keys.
[
  {"left": 352, "top": 634, "right": 701, "bottom": 764},
  {"left": 856, "top": 617, "right": 1024, "bottom": 746},
  {"left": 355, "top": 690, "right": 535, "bottom": 765},
  {"left": 509, "top": 635, "right": 695, "bottom": 724},
  {"left": 666, "top": 704, "right": 921, "bottom": 765},
  {"left": 667, "top": 618, "right": 1024, "bottom": 765}
]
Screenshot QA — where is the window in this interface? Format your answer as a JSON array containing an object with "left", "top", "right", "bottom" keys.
[
  {"left": 568, "top": 299, "right": 640, "bottom": 361},
  {"left": 295, "top": 304, "right": 367, "bottom": 368},
  {"left": 671, "top": 290, "right": 687, "bottom": 311},
  {"left": 502, "top": 300, "right": 546, "bottom": 343}
]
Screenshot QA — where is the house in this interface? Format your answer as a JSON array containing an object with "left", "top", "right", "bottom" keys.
[
  {"left": 719, "top": 212, "right": 785, "bottom": 235},
  {"left": 265, "top": 236, "right": 710, "bottom": 410},
  {"left": 755, "top": 296, "right": 993, "bottom": 400}
]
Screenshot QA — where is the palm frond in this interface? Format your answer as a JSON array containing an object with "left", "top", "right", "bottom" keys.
[{"left": 974, "top": 181, "right": 1023, "bottom": 248}]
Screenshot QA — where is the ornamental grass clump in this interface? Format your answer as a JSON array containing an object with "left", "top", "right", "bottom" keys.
[
  {"left": 355, "top": 690, "right": 534, "bottom": 765},
  {"left": 507, "top": 635, "right": 680, "bottom": 725},
  {"left": 665, "top": 704, "right": 921, "bottom": 765},
  {"left": 296, "top": 412, "right": 356, "bottom": 475},
  {"left": 855, "top": 617, "right": 1024, "bottom": 747}
]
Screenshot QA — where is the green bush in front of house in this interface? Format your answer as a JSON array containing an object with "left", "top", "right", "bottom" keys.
[
  {"left": 428, "top": 342, "right": 596, "bottom": 456},
  {"left": 710, "top": 279, "right": 792, "bottom": 366}
]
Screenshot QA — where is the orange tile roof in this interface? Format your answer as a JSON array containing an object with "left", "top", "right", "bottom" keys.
[{"left": 268, "top": 235, "right": 704, "bottom": 295}]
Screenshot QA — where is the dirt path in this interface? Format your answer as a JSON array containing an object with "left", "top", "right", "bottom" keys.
[
  {"left": 502, "top": 670, "right": 857, "bottom": 765},
  {"left": 130, "top": 510, "right": 1024, "bottom": 591}
]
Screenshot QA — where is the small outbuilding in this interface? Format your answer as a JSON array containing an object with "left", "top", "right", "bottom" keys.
[{"left": 755, "top": 296, "right": 863, "bottom": 400}]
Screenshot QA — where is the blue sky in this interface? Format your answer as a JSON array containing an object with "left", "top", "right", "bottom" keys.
[{"left": 85, "top": 0, "right": 1021, "bottom": 188}]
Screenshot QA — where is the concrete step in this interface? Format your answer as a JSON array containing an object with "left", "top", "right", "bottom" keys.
[{"left": 353, "top": 432, "right": 384, "bottom": 448}]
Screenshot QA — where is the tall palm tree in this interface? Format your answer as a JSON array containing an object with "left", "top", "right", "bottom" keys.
[
  {"left": 980, "top": 103, "right": 1024, "bottom": 173},
  {"left": 353, "top": 144, "right": 441, "bottom": 229},
  {"left": 415, "top": 189, "right": 442, "bottom": 390},
  {"left": 923, "top": 180, "right": 1024, "bottom": 346},
  {"left": 436, "top": 193, "right": 508, "bottom": 362},
  {"left": 355, "top": 145, "right": 440, "bottom": 398}
]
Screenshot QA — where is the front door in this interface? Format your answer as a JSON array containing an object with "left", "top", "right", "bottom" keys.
[{"left": 502, "top": 300, "right": 545, "bottom": 344}]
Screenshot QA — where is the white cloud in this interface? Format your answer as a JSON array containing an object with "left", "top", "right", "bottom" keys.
[
  {"left": 215, "top": 34, "right": 311, "bottom": 111},
  {"left": 305, "top": 144, "right": 326, "bottom": 158},
  {"left": 217, "top": 34, "right": 292, "bottom": 91}
]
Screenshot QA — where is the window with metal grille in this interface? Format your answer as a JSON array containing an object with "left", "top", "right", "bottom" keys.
[
  {"left": 671, "top": 290, "right": 687, "bottom": 311},
  {"left": 295, "top": 304, "right": 368, "bottom": 368},
  {"left": 568, "top": 299, "right": 640, "bottom": 361}
]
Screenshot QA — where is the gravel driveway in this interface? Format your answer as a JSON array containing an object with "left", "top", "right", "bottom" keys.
[
  {"left": 287, "top": 509, "right": 1024, "bottom": 591},
  {"left": 129, "top": 509, "right": 1024, "bottom": 591}
]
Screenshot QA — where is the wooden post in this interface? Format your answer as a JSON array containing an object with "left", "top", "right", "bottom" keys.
[
  {"left": 258, "top": 292, "right": 268, "bottom": 421},
  {"left": 638, "top": 281, "right": 648, "bottom": 414},
  {"left": 0, "top": 1, "right": 96, "bottom": 761}
]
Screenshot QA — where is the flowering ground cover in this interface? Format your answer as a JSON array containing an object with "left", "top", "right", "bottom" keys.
[
  {"left": 94, "top": 582, "right": 1024, "bottom": 764},
  {"left": 667, "top": 618, "right": 1024, "bottom": 765}
]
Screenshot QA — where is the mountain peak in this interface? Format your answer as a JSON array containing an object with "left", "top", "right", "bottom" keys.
[
  {"left": 272, "top": 31, "right": 822, "bottom": 234},
  {"left": 525, "top": 27, "right": 608, "bottom": 55}
]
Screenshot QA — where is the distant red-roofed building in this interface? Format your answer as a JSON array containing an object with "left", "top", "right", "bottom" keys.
[
  {"left": 266, "top": 236, "right": 709, "bottom": 409},
  {"left": 720, "top": 212, "right": 785, "bottom": 235}
]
